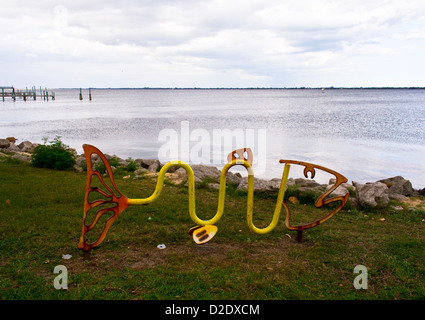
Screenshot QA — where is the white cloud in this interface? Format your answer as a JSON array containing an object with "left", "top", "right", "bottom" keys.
[{"left": 1, "top": 0, "right": 425, "bottom": 87}]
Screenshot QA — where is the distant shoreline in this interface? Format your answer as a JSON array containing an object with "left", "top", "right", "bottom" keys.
[{"left": 49, "top": 87, "right": 425, "bottom": 90}]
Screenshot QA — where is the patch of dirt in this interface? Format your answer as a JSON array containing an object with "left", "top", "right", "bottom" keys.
[
  {"left": 401, "top": 197, "right": 425, "bottom": 209},
  {"left": 59, "top": 237, "right": 306, "bottom": 274}
]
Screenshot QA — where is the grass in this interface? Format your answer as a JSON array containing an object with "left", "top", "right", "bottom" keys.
[{"left": 1, "top": 159, "right": 425, "bottom": 300}]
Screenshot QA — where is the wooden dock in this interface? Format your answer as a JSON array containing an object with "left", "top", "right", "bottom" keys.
[{"left": 1, "top": 86, "right": 55, "bottom": 102}]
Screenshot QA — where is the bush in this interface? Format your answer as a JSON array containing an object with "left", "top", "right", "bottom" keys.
[
  {"left": 125, "top": 157, "right": 137, "bottom": 172},
  {"left": 31, "top": 137, "right": 76, "bottom": 170},
  {"left": 93, "top": 161, "right": 106, "bottom": 174},
  {"left": 109, "top": 155, "right": 120, "bottom": 168}
]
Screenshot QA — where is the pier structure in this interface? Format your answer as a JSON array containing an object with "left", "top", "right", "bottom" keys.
[{"left": 1, "top": 86, "right": 55, "bottom": 102}]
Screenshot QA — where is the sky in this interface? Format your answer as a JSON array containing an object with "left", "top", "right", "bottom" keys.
[{"left": 1, "top": 0, "right": 425, "bottom": 88}]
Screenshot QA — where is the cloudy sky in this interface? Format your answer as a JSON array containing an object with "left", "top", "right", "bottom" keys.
[{"left": 1, "top": 0, "right": 425, "bottom": 88}]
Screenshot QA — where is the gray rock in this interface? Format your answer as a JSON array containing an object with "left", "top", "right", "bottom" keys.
[
  {"left": 191, "top": 164, "right": 222, "bottom": 182},
  {"left": 161, "top": 162, "right": 178, "bottom": 173},
  {"left": 148, "top": 162, "right": 160, "bottom": 172},
  {"left": 91, "top": 154, "right": 101, "bottom": 162},
  {"left": 286, "top": 178, "right": 296, "bottom": 187},
  {"left": 325, "top": 182, "right": 358, "bottom": 208},
  {"left": 294, "top": 178, "right": 322, "bottom": 188},
  {"left": 237, "top": 177, "right": 282, "bottom": 193},
  {"left": 134, "top": 168, "right": 148, "bottom": 175},
  {"left": 326, "top": 182, "right": 356, "bottom": 197},
  {"left": 5, "top": 143, "right": 20, "bottom": 152},
  {"left": 118, "top": 159, "right": 128, "bottom": 167},
  {"left": 75, "top": 155, "right": 86, "bottom": 166},
  {"left": 353, "top": 181, "right": 389, "bottom": 209},
  {"left": 18, "top": 141, "right": 36, "bottom": 153},
  {"left": 226, "top": 171, "right": 242, "bottom": 186},
  {"left": 136, "top": 159, "right": 161, "bottom": 172},
  {"left": 378, "top": 176, "right": 414, "bottom": 197},
  {"left": 165, "top": 167, "right": 201, "bottom": 184},
  {"left": 68, "top": 147, "right": 77, "bottom": 155},
  {"left": 269, "top": 178, "right": 284, "bottom": 191},
  {"left": 133, "top": 168, "right": 149, "bottom": 179},
  {"left": 165, "top": 167, "right": 189, "bottom": 185},
  {"left": 389, "top": 194, "right": 408, "bottom": 202},
  {"left": 325, "top": 184, "right": 350, "bottom": 198},
  {"left": 0, "top": 139, "right": 10, "bottom": 149},
  {"left": 208, "top": 183, "right": 221, "bottom": 190},
  {"left": 11, "top": 152, "right": 31, "bottom": 162}
]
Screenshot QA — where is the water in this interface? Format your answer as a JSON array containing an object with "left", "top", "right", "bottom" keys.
[{"left": 1, "top": 88, "right": 425, "bottom": 188}]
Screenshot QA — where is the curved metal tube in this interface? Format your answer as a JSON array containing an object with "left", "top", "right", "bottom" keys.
[{"left": 128, "top": 159, "right": 290, "bottom": 233}]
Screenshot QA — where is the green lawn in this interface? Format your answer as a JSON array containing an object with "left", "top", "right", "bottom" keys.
[{"left": 1, "top": 159, "right": 425, "bottom": 300}]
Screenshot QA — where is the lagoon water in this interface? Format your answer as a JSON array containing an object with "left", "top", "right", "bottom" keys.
[{"left": 1, "top": 88, "right": 425, "bottom": 188}]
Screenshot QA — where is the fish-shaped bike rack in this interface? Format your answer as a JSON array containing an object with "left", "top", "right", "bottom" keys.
[{"left": 78, "top": 144, "right": 349, "bottom": 252}]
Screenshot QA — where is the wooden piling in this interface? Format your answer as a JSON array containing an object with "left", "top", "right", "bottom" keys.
[
  {"left": 79, "top": 88, "right": 83, "bottom": 101},
  {"left": 89, "top": 88, "right": 92, "bottom": 101}
]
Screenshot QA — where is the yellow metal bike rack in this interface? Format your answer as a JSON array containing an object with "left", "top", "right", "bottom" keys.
[{"left": 78, "top": 144, "right": 348, "bottom": 252}]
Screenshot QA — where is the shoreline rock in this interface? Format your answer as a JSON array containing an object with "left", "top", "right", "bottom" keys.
[
  {"left": 352, "top": 181, "right": 389, "bottom": 209},
  {"left": 1, "top": 137, "right": 423, "bottom": 210}
]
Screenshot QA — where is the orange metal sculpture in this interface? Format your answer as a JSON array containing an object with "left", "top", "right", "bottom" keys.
[
  {"left": 78, "top": 144, "right": 349, "bottom": 252},
  {"left": 279, "top": 160, "right": 349, "bottom": 242},
  {"left": 78, "top": 145, "right": 130, "bottom": 252}
]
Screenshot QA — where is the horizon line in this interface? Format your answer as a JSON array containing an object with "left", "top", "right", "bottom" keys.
[{"left": 39, "top": 86, "right": 425, "bottom": 90}]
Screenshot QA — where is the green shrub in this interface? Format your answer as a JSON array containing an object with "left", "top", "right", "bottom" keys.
[
  {"left": 126, "top": 157, "right": 137, "bottom": 172},
  {"left": 109, "top": 155, "right": 120, "bottom": 168},
  {"left": 80, "top": 159, "right": 87, "bottom": 171},
  {"left": 93, "top": 161, "right": 106, "bottom": 174},
  {"left": 31, "top": 136, "right": 76, "bottom": 170}
]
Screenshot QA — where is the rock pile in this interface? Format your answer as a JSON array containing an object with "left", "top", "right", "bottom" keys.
[
  {"left": 0, "top": 137, "right": 38, "bottom": 162},
  {"left": 1, "top": 137, "right": 423, "bottom": 210}
]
